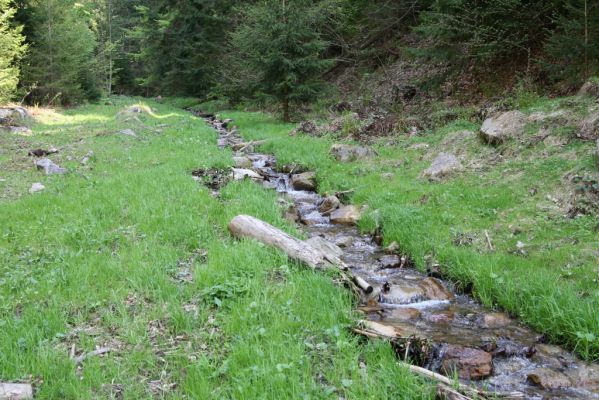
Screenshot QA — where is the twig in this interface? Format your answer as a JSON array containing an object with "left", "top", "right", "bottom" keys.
[
  {"left": 397, "top": 362, "right": 524, "bottom": 399},
  {"left": 484, "top": 230, "right": 494, "bottom": 251},
  {"left": 73, "top": 347, "right": 112, "bottom": 364}
]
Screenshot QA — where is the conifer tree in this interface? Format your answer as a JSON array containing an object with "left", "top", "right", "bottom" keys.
[
  {"left": 0, "top": 0, "right": 26, "bottom": 104},
  {"left": 21, "top": 0, "right": 98, "bottom": 105},
  {"left": 229, "top": 0, "right": 337, "bottom": 121}
]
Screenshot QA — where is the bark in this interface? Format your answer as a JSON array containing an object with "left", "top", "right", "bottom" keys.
[{"left": 228, "top": 215, "right": 331, "bottom": 269}]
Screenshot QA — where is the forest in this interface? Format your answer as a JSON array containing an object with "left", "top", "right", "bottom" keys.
[{"left": 1, "top": 0, "right": 598, "bottom": 112}]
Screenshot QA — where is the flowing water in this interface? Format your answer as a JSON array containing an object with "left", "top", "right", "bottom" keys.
[{"left": 198, "top": 113, "right": 599, "bottom": 400}]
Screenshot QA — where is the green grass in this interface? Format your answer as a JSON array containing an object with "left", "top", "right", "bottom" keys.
[
  {"left": 221, "top": 106, "right": 599, "bottom": 361},
  {"left": 0, "top": 97, "right": 432, "bottom": 399}
]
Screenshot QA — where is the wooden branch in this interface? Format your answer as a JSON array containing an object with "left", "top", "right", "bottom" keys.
[
  {"left": 397, "top": 363, "right": 524, "bottom": 399},
  {"left": 436, "top": 384, "right": 473, "bottom": 400},
  {"left": 73, "top": 347, "right": 112, "bottom": 364}
]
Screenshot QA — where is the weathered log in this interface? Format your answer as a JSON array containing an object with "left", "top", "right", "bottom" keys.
[
  {"left": 228, "top": 215, "right": 330, "bottom": 269},
  {"left": 436, "top": 384, "right": 472, "bottom": 400},
  {"left": 353, "top": 276, "right": 373, "bottom": 294},
  {"left": 0, "top": 383, "right": 33, "bottom": 400}
]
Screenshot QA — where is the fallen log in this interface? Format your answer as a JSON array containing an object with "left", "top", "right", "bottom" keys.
[
  {"left": 228, "top": 215, "right": 331, "bottom": 269},
  {"left": 0, "top": 383, "right": 33, "bottom": 400},
  {"left": 228, "top": 215, "right": 374, "bottom": 294}
]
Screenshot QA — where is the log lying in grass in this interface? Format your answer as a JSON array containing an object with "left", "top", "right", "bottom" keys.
[
  {"left": 228, "top": 215, "right": 331, "bottom": 269},
  {"left": 228, "top": 215, "right": 373, "bottom": 293},
  {"left": 0, "top": 383, "right": 33, "bottom": 400}
]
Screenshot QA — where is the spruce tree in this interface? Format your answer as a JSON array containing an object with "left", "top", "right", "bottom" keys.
[
  {"left": 21, "top": 0, "right": 98, "bottom": 105},
  {"left": 229, "top": 0, "right": 337, "bottom": 121},
  {"left": 0, "top": 0, "right": 26, "bottom": 104}
]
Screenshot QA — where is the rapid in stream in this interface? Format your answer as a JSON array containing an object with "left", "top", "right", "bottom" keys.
[{"left": 197, "top": 112, "right": 599, "bottom": 400}]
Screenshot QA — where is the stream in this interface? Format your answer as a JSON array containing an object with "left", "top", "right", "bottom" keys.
[{"left": 197, "top": 112, "right": 599, "bottom": 400}]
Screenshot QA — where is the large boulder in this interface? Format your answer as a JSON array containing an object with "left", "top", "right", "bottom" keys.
[
  {"left": 330, "top": 205, "right": 361, "bottom": 225},
  {"left": 440, "top": 345, "right": 493, "bottom": 380},
  {"left": 479, "top": 110, "right": 526, "bottom": 144},
  {"left": 0, "top": 107, "right": 29, "bottom": 126},
  {"left": 330, "top": 144, "right": 377, "bottom": 162},
  {"left": 579, "top": 109, "right": 599, "bottom": 140},
  {"left": 578, "top": 81, "right": 599, "bottom": 98},
  {"left": 35, "top": 158, "right": 66, "bottom": 175},
  {"left": 291, "top": 171, "right": 316, "bottom": 191},
  {"left": 423, "top": 152, "right": 462, "bottom": 178}
]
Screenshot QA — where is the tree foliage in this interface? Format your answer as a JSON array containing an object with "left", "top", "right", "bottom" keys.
[
  {"left": 228, "top": 0, "right": 337, "bottom": 121},
  {"left": 0, "top": 0, "right": 26, "bottom": 104}
]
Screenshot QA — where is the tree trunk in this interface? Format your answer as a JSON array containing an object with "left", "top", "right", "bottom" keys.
[
  {"left": 228, "top": 215, "right": 331, "bottom": 269},
  {"left": 282, "top": 97, "right": 290, "bottom": 122}
]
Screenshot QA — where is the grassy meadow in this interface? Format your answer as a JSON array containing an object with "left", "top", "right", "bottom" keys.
[{"left": 0, "top": 98, "right": 431, "bottom": 399}]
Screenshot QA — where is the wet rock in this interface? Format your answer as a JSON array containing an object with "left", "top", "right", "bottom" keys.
[
  {"left": 119, "top": 128, "right": 137, "bottom": 137},
  {"left": 531, "top": 344, "right": 575, "bottom": 368},
  {"left": 330, "top": 205, "right": 361, "bottom": 225},
  {"left": 425, "top": 310, "right": 455, "bottom": 324},
  {"left": 578, "top": 81, "right": 599, "bottom": 97},
  {"left": 300, "top": 210, "right": 325, "bottom": 226},
  {"left": 334, "top": 236, "right": 354, "bottom": 248},
  {"left": 418, "top": 277, "right": 454, "bottom": 301},
  {"left": 527, "top": 368, "right": 572, "bottom": 389},
  {"left": 330, "top": 144, "right": 377, "bottom": 162},
  {"left": 379, "top": 254, "right": 401, "bottom": 269},
  {"left": 565, "top": 364, "right": 599, "bottom": 391},
  {"left": 232, "top": 168, "right": 263, "bottom": 181},
  {"left": 388, "top": 307, "right": 421, "bottom": 321},
  {"left": 290, "top": 120, "right": 319, "bottom": 136},
  {"left": 480, "top": 312, "right": 512, "bottom": 328},
  {"left": 29, "top": 182, "right": 45, "bottom": 194},
  {"left": 233, "top": 156, "right": 252, "bottom": 168},
  {"left": 440, "top": 345, "right": 493, "bottom": 380},
  {"left": 283, "top": 205, "right": 299, "bottom": 223},
  {"left": 318, "top": 195, "right": 340, "bottom": 214},
  {"left": 423, "top": 152, "right": 462, "bottom": 179},
  {"left": 479, "top": 110, "right": 526, "bottom": 144},
  {"left": 35, "top": 158, "right": 66, "bottom": 175},
  {"left": 578, "top": 108, "right": 599, "bottom": 140},
  {"left": 291, "top": 171, "right": 316, "bottom": 191},
  {"left": 379, "top": 283, "right": 424, "bottom": 304}
]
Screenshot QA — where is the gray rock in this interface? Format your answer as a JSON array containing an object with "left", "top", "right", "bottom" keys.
[
  {"left": 35, "top": 158, "right": 66, "bottom": 175},
  {"left": 119, "top": 129, "right": 137, "bottom": 137},
  {"left": 379, "top": 254, "right": 401, "bottom": 269},
  {"left": 318, "top": 195, "right": 340, "bottom": 214},
  {"left": 232, "top": 168, "right": 263, "bottom": 181},
  {"left": 330, "top": 205, "right": 361, "bottom": 225},
  {"left": 29, "top": 182, "right": 45, "bottom": 193},
  {"left": 330, "top": 144, "right": 377, "bottom": 162},
  {"left": 423, "top": 152, "right": 462, "bottom": 178},
  {"left": 0, "top": 107, "right": 28, "bottom": 125},
  {"left": 579, "top": 109, "right": 599, "bottom": 140},
  {"left": 80, "top": 150, "right": 94, "bottom": 165},
  {"left": 578, "top": 81, "right": 599, "bottom": 98},
  {"left": 232, "top": 156, "right": 252, "bottom": 168},
  {"left": 290, "top": 120, "right": 319, "bottom": 136},
  {"left": 291, "top": 171, "right": 316, "bottom": 191},
  {"left": 479, "top": 110, "right": 526, "bottom": 144}
]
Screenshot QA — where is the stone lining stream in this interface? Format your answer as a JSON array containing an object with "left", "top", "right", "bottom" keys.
[{"left": 196, "top": 112, "right": 599, "bottom": 400}]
